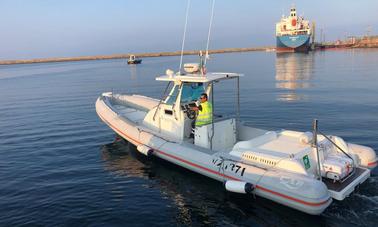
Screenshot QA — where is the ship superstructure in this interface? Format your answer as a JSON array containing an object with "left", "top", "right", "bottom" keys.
[{"left": 276, "top": 7, "right": 312, "bottom": 52}]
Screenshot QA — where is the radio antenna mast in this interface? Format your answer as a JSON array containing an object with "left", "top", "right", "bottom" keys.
[
  {"left": 179, "top": 0, "right": 191, "bottom": 74},
  {"left": 205, "top": 0, "right": 215, "bottom": 65}
]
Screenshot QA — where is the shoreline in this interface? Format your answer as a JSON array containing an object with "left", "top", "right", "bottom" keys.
[{"left": 0, "top": 47, "right": 273, "bottom": 65}]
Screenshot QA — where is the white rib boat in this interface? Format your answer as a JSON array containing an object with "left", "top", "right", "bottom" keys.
[{"left": 96, "top": 64, "right": 377, "bottom": 215}]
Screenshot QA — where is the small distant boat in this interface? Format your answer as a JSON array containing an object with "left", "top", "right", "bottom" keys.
[{"left": 127, "top": 55, "right": 142, "bottom": 64}]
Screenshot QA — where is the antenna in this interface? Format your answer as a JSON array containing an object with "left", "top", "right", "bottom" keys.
[
  {"left": 366, "top": 25, "right": 372, "bottom": 37},
  {"left": 205, "top": 0, "right": 215, "bottom": 65},
  {"left": 320, "top": 28, "right": 323, "bottom": 44},
  {"left": 179, "top": 0, "right": 191, "bottom": 74}
]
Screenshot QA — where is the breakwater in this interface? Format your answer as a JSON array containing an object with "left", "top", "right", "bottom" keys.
[{"left": 0, "top": 47, "right": 272, "bottom": 65}]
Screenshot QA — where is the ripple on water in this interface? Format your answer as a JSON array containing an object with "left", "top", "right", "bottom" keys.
[{"left": 0, "top": 51, "right": 378, "bottom": 226}]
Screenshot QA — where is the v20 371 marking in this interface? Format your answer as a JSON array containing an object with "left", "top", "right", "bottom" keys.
[{"left": 212, "top": 158, "right": 246, "bottom": 176}]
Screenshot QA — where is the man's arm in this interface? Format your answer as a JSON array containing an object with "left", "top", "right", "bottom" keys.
[{"left": 191, "top": 105, "right": 202, "bottom": 111}]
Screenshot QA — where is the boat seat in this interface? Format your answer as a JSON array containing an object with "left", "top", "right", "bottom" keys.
[
  {"left": 114, "top": 94, "right": 159, "bottom": 111},
  {"left": 232, "top": 130, "right": 313, "bottom": 159},
  {"left": 235, "top": 147, "right": 290, "bottom": 160},
  {"left": 233, "top": 131, "right": 277, "bottom": 151}
]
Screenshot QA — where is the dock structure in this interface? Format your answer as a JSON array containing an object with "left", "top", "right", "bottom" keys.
[
  {"left": 0, "top": 47, "right": 273, "bottom": 65},
  {"left": 315, "top": 35, "right": 378, "bottom": 50}
]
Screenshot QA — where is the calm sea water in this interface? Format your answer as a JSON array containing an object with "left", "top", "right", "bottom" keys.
[{"left": 0, "top": 50, "right": 377, "bottom": 226}]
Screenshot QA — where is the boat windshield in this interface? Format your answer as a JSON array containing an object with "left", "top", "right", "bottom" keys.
[
  {"left": 165, "top": 85, "right": 179, "bottom": 105},
  {"left": 164, "top": 82, "right": 205, "bottom": 105},
  {"left": 180, "top": 82, "right": 204, "bottom": 103}
]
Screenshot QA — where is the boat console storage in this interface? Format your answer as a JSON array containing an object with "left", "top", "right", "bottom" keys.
[{"left": 195, "top": 118, "right": 236, "bottom": 151}]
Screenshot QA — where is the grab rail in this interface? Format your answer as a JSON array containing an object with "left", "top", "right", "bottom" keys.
[
  {"left": 312, "top": 119, "right": 356, "bottom": 182},
  {"left": 317, "top": 131, "right": 355, "bottom": 163},
  {"left": 153, "top": 81, "right": 172, "bottom": 121},
  {"left": 312, "top": 119, "right": 322, "bottom": 181}
]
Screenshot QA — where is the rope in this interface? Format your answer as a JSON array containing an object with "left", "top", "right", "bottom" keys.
[
  {"left": 179, "top": 0, "right": 191, "bottom": 73},
  {"left": 254, "top": 155, "right": 291, "bottom": 188},
  {"left": 209, "top": 82, "right": 215, "bottom": 149},
  {"left": 218, "top": 156, "right": 226, "bottom": 183},
  {"left": 216, "top": 153, "right": 292, "bottom": 189}
]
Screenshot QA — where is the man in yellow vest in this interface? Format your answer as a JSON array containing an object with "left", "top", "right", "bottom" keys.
[{"left": 190, "top": 93, "right": 213, "bottom": 138}]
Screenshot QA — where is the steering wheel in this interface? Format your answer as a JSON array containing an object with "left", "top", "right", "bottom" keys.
[{"left": 186, "top": 109, "right": 197, "bottom": 119}]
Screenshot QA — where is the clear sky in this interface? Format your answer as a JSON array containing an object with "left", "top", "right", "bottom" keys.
[{"left": 1, "top": 0, "right": 377, "bottom": 60}]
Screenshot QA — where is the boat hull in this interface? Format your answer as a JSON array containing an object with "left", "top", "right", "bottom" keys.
[
  {"left": 127, "top": 59, "right": 142, "bottom": 64},
  {"left": 96, "top": 92, "right": 376, "bottom": 214},
  {"left": 276, "top": 34, "right": 311, "bottom": 52}
]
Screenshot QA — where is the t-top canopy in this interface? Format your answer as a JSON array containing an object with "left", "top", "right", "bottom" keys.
[{"left": 156, "top": 71, "right": 241, "bottom": 83}]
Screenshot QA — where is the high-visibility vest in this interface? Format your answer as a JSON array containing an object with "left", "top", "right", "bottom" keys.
[{"left": 195, "top": 101, "right": 212, "bottom": 126}]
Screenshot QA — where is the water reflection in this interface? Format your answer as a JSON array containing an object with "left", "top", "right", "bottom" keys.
[
  {"left": 101, "top": 138, "right": 221, "bottom": 226},
  {"left": 275, "top": 53, "right": 314, "bottom": 102},
  {"left": 128, "top": 64, "right": 138, "bottom": 80},
  {"left": 100, "top": 137, "right": 323, "bottom": 226},
  {"left": 127, "top": 64, "right": 139, "bottom": 93}
]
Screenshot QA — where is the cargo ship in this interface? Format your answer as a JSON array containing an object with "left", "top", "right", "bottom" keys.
[{"left": 276, "top": 7, "right": 313, "bottom": 52}]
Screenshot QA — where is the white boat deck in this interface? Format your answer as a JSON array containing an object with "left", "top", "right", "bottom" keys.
[
  {"left": 232, "top": 130, "right": 313, "bottom": 161},
  {"left": 259, "top": 134, "right": 310, "bottom": 156},
  {"left": 113, "top": 105, "right": 147, "bottom": 125}
]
